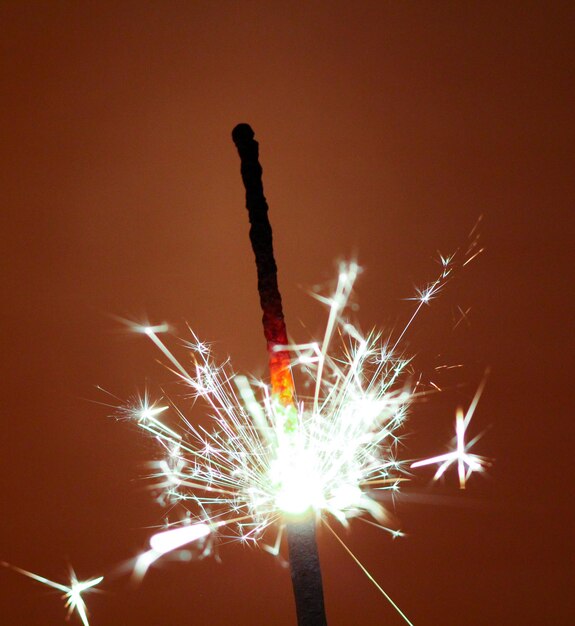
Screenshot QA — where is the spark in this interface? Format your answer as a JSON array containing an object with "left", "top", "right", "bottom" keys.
[
  {"left": 2, "top": 562, "right": 102, "bottom": 626},
  {"left": 465, "top": 214, "right": 484, "bottom": 266},
  {"left": 392, "top": 252, "right": 456, "bottom": 351},
  {"left": 411, "top": 378, "right": 489, "bottom": 488},
  {"left": 453, "top": 305, "right": 472, "bottom": 330},
  {"left": 127, "top": 390, "right": 181, "bottom": 441}
]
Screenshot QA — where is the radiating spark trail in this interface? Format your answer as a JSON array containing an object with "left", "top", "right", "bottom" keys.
[
  {"left": 141, "top": 326, "right": 191, "bottom": 380},
  {"left": 2, "top": 562, "right": 102, "bottom": 626},
  {"left": 323, "top": 521, "right": 414, "bottom": 626},
  {"left": 391, "top": 253, "right": 454, "bottom": 354}
]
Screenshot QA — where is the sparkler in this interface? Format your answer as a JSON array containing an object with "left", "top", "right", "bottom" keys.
[
  {"left": 125, "top": 126, "right": 485, "bottom": 625},
  {"left": 5, "top": 127, "right": 487, "bottom": 625}
]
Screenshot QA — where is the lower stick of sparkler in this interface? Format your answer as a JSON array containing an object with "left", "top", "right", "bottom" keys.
[
  {"left": 232, "top": 123, "right": 328, "bottom": 626},
  {"left": 286, "top": 514, "right": 328, "bottom": 626}
]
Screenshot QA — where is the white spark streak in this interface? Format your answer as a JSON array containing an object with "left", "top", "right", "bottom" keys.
[
  {"left": 149, "top": 523, "right": 211, "bottom": 553},
  {"left": 134, "top": 523, "right": 212, "bottom": 579}
]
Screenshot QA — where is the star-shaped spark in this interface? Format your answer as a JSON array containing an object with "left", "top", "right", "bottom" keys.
[
  {"left": 411, "top": 377, "right": 489, "bottom": 488},
  {"left": 2, "top": 562, "right": 103, "bottom": 626}
]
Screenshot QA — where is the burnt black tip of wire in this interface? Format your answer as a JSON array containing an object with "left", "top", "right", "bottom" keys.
[{"left": 232, "top": 123, "right": 255, "bottom": 146}]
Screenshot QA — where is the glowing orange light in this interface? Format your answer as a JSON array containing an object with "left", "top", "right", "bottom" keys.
[{"left": 268, "top": 348, "right": 295, "bottom": 407}]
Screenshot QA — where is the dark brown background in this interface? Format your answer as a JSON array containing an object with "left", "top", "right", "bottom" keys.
[{"left": 1, "top": 2, "right": 573, "bottom": 625}]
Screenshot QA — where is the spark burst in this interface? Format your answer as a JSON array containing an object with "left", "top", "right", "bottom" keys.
[{"left": 128, "top": 252, "right": 485, "bottom": 607}]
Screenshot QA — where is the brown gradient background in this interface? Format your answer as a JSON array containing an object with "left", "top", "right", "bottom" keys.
[{"left": 1, "top": 2, "right": 573, "bottom": 625}]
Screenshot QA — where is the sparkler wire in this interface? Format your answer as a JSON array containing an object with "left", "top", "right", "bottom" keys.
[{"left": 232, "top": 123, "right": 328, "bottom": 626}]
